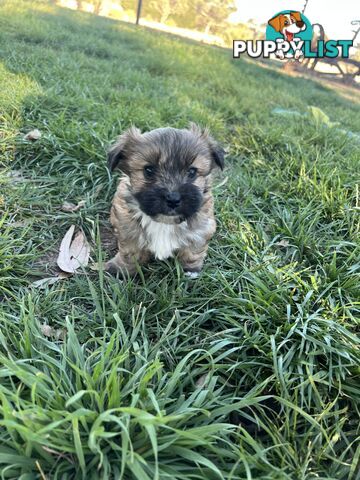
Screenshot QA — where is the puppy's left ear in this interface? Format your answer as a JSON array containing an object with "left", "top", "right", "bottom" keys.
[{"left": 107, "top": 127, "right": 142, "bottom": 172}]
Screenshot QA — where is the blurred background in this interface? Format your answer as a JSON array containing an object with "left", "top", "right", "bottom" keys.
[{"left": 56, "top": 0, "right": 360, "bottom": 50}]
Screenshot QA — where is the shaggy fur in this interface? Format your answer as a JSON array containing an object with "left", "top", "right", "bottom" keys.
[{"left": 106, "top": 124, "right": 225, "bottom": 275}]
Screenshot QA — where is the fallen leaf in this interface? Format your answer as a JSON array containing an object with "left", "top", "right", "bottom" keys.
[
  {"left": 308, "top": 106, "right": 340, "bottom": 128},
  {"left": 275, "top": 239, "right": 290, "bottom": 247},
  {"left": 61, "top": 202, "right": 76, "bottom": 212},
  {"left": 195, "top": 373, "right": 208, "bottom": 388},
  {"left": 24, "top": 129, "right": 41, "bottom": 141},
  {"left": 31, "top": 277, "right": 61, "bottom": 288},
  {"left": 272, "top": 107, "right": 303, "bottom": 118},
  {"left": 31, "top": 271, "right": 71, "bottom": 289},
  {"left": 55, "top": 329, "right": 66, "bottom": 340},
  {"left": 61, "top": 200, "right": 85, "bottom": 212},
  {"left": 57, "top": 225, "right": 90, "bottom": 273},
  {"left": 89, "top": 262, "right": 101, "bottom": 271},
  {"left": 7, "top": 170, "right": 25, "bottom": 183},
  {"left": 40, "top": 324, "right": 66, "bottom": 340},
  {"left": 8, "top": 220, "right": 31, "bottom": 228},
  {"left": 40, "top": 324, "right": 54, "bottom": 337}
]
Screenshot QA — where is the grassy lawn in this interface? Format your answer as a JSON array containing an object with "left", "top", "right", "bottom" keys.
[{"left": 0, "top": 1, "right": 360, "bottom": 478}]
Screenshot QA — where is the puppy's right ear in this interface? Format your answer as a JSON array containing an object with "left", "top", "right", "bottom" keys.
[{"left": 107, "top": 127, "right": 142, "bottom": 172}]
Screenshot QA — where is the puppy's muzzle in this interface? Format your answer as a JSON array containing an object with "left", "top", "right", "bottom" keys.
[{"left": 166, "top": 191, "right": 181, "bottom": 209}]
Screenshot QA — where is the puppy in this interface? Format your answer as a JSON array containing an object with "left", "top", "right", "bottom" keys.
[
  {"left": 268, "top": 11, "right": 306, "bottom": 60},
  {"left": 105, "top": 124, "right": 225, "bottom": 276}
]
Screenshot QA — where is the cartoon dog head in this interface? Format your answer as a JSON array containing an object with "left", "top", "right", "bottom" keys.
[{"left": 268, "top": 11, "right": 306, "bottom": 41}]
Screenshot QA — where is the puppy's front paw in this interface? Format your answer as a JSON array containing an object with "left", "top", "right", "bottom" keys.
[
  {"left": 104, "top": 259, "right": 121, "bottom": 275},
  {"left": 184, "top": 270, "right": 200, "bottom": 279},
  {"left": 104, "top": 257, "right": 135, "bottom": 277},
  {"left": 275, "top": 50, "right": 285, "bottom": 60}
]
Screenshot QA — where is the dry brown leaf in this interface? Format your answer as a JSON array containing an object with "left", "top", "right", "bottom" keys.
[
  {"left": 41, "top": 324, "right": 54, "bottom": 337},
  {"left": 31, "top": 277, "right": 61, "bottom": 288},
  {"left": 24, "top": 129, "right": 41, "bottom": 141},
  {"left": 9, "top": 220, "right": 31, "bottom": 228},
  {"left": 61, "top": 200, "right": 85, "bottom": 213},
  {"left": 31, "top": 272, "right": 70, "bottom": 289},
  {"left": 55, "top": 329, "right": 66, "bottom": 340},
  {"left": 195, "top": 373, "right": 208, "bottom": 388},
  {"left": 89, "top": 262, "right": 100, "bottom": 271},
  {"left": 276, "top": 239, "right": 290, "bottom": 247},
  {"left": 57, "top": 225, "right": 90, "bottom": 273},
  {"left": 7, "top": 170, "right": 25, "bottom": 183},
  {"left": 40, "top": 324, "right": 66, "bottom": 340},
  {"left": 61, "top": 202, "right": 77, "bottom": 212}
]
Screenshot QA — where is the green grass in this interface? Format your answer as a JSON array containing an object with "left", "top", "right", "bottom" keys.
[{"left": 0, "top": 1, "right": 360, "bottom": 478}]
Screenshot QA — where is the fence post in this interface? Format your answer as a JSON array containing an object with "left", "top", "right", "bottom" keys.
[{"left": 136, "top": 0, "right": 143, "bottom": 25}]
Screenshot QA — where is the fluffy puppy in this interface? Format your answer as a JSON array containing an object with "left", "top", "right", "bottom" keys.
[{"left": 106, "top": 124, "right": 225, "bottom": 276}]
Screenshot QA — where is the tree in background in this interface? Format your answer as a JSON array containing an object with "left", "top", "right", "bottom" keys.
[
  {"left": 120, "top": 0, "right": 136, "bottom": 13},
  {"left": 74, "top": 0, "right": 106, "bottom": 14},
  {"left": 148, "top": 0, "right": 183, "bottom": 24},
  {"left": 158, "top": 0, "right": 235, "bottom": 34},
  {"left": 194, "top": 0, "right": 236, "bottom": 34},
  {"left": 89, "top": 0, "right": 104, "bottom": 14},
  {"left": 96, "top": 0, "right": 104, "bottom": 14},
  {"left": 71, "top": 0, "right": 258, "bottom": 47},
  {"left": 120, "top": 0, "right": 235, "bottom": 32},
  {"left": 128, "top": 0, "right": 191, "bottom": 25}
]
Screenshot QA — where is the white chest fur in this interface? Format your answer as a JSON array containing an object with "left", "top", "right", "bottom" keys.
[{"left": 139, "top": 214, "right": 188, "bottom": 260}]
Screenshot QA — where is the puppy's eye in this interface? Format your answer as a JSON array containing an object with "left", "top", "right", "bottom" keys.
[
  {"left": 188, "top": 167, "right": 197, "bottom": 179},
  {"left": 284, "top": 20, "right": 289, "bottom": 25},
  {"left": 144, "top": 165, "right": 156, "bottom": 179}
]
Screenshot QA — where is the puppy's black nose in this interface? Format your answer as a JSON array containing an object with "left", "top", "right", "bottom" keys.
[
  {"left": 166, "top": 191, "right": 181, "bottom": 208},
  {"left": 296, "top": 21, "right": 304, "bottom": 27}
]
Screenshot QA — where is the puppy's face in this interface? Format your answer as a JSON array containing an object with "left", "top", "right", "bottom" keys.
[{"left": 108, "top": 125, "right": 224, "bottom": 224}]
